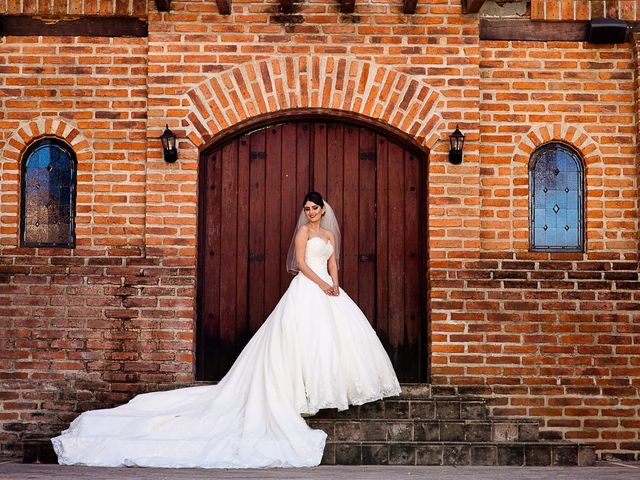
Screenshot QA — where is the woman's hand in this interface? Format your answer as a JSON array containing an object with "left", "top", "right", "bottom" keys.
[
  {"left": 330, "top": 284, "right": 340, "bottom": 296},
  {"left": 319, "top": 281, "right": 334, "bottom": 295}
]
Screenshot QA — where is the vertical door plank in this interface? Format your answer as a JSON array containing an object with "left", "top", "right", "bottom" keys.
[
  {"left": 358, "top": 128, "right": 376, "bottom": 324},
  {"left": 342, "top": 125, "right": 359, "bottom": 295},
  {"left": 248, "top": 129, "right": 266, "bottom": 333},
  {"left": 312, "top": 123, "right": 327, "bottom": 195},
  {"left": 387, "top": 141, "right": 406, "bottom": 367},
  {"left": 265, "top": 125, "right": 282, "bottom": 312},
  {"left": 202, "top": 148, "right": 223, "bottom": 378},
  {"left": 375, "top": 135, "right": 390, "bottom": 345},
  {"left": 326, "top": 122, "right": 344, "bottom": 228},
  {"left": 236, "top": 136, "right": 250, "bottom": 347},
  {"left": 403, "top": 148, "right": 421, "bottom": 381},
  {"left": 219, "top": 141, "right": 239, "bottom": 349},
  {"left": 296, "top": 122, "right": 311, "bottom": 211},
  {"left": 196, "top": 151, "right": 209, "bottom": 378},
  {"left": 281, "top": 123, "right": 299, "bottom": 292},
  {"left": 421, "top": 152, "right": 428, "bottom": 382}
]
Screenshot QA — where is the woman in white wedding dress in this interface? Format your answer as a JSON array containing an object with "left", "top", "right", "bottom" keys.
[{"left": 52, "top": 191, "right": 401, "bottom": 468}]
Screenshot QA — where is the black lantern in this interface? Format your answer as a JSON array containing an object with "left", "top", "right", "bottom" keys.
[
  {"left": 160, "top": 124, "right": 177, "bottom": 163},
  {"left": 449, "top": 125, "right": 464, "bottom": 165}
]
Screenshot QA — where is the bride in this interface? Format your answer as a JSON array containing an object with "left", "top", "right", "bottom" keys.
[{"left": 52, "top": 191, "right": 401, "bottom": 468}]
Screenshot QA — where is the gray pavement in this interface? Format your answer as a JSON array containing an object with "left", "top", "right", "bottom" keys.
[{"left": 1, "top": 460, "right": 640, "bottom": 480}]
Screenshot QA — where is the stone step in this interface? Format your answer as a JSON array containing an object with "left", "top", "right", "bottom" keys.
[
  {"left": 392, "top": 383, "right": 433, "bottom": 398},
  {"left": 396, "top": 384, "right": 497, "bottom": 399},
  {"left": 322, "top": 441, "right": 597, "bottom": 466},
  {"left": 311, "top": 397, "right": 490, "bottom": 420},
  {"left": 307, "top": 418, "right": 540, "bottom": 443}
]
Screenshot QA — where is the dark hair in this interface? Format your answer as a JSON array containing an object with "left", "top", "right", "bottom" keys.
[{"left": 303, "top": 191, "right": 324, "bottom": 207}]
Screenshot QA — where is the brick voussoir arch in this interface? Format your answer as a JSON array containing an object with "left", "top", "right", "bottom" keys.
[
  {"left": 1, "top": 117, "right": 92, "bottom": 161},
  {"left": 0, "top": 117, "right": 93, "bottom": 248},
  {"left": 513, "top": 124, "right": 601, "bottom": 167},
  {"left": 181, "top": 56, "right": 445, "bottom": 150}
]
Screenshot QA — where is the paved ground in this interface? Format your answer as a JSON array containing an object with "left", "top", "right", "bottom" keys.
[{"left": 1, "top": 460, "right": 639, "bottom": 480}]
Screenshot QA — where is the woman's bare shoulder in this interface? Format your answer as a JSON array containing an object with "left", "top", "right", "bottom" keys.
[{"left": 295, "top": 224, "right": 309, "bottom": 241}]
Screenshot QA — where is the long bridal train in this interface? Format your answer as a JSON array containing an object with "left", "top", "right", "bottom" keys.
[{"left": 52, "top": 237, "right": 401, "bottom": 468}]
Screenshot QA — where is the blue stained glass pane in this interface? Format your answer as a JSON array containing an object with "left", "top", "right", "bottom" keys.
[
  {"left": 559, "top": 151, "right": 577, "bottom": 171},
  {"left": 26, "top": 147, "right": 50, "bottom": 168},
  {"left": 559, "top": 228, "right": 569, "bottom": 247},
  {"left": 559, "top": 191, "right": 568, "bottom": 208},
  {"left": 556, "top": 209, "right": 566, "bottom": 227},
  {"left": 545, "top": 190, "right": 556, "bottom": 205},
  {"left": 556, "top": 170, "right": 567, "bottom": 189},
  {"left": 26, "top": 168, "right": 44, "bottom": 187},
  {"left": 556, "top": 153, "right": 569, "bottom": 170},
  {"left": 546, "top": 228, "right": 557, "bottom": 245},
  {"left": 49, "top": 169, "right": 63, "bottom": 191}
]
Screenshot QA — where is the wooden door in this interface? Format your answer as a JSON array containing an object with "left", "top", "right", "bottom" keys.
[{"left": 197, "top": 119, "right": 426, "bottom": 382}]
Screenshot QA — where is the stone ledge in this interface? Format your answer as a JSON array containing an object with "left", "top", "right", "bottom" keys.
[
  {"left": 307, "top": 418, "right": 541, "bottom": 442},
  {"left": 322, "top": 441, "right": 597, "bottom": 466}
]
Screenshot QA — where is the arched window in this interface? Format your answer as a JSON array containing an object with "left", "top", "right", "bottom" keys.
[
  {"left": 21, "top": 139, "right": 77, "bottom": 248},
  {"left": 529, "top": 143, "right": 584, "bottom": 252}
]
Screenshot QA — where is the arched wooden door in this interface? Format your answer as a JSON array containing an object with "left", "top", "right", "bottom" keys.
[{"left": 197, "top": 119, "right": 427, "bottom": 382}]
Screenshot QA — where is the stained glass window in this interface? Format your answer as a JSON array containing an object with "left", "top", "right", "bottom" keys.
[
  {"left": 529, "top": 143, "right": 583, "bottom": 252},
  {"left": 21, "top": 139, "right": 76, "bottom": 248}
]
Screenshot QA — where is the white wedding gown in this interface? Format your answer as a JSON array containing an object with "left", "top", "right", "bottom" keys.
[{"left": 52, "top": 237, "right": 401, "bottom": 468}]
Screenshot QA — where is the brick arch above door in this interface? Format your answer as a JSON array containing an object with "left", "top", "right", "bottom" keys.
[{"left": 180, "top": 56, "right": 446, "bottom": 151}]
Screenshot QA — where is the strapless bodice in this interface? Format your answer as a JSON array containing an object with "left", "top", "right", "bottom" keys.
[{"left": 305, "top": 237, "right": 334, "bottom": 277}]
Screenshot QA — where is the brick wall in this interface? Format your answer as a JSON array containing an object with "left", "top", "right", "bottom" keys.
[
  {"left": 0, "top": 0, "right": 639, "bottom": 461},
  {"left": 531, "top": 0, "right": 640, "bottom": 21},
  {"left": 0, "top": 0, "right": 147, "bottom": 16}
]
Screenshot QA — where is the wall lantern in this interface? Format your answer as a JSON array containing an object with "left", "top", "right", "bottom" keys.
[
  {"left": 448, "top": 125, "right": 464, "bottom": 165},
  {"left": 160, "top": 124, "right": 177, "bottom": 163}
]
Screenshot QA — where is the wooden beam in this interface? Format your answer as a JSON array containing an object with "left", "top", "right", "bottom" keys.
[
  {"left": 463, "top": 0, "right": 486, "bottom": 14},
  {"left": 480, "top": 19, "right": 589, "bottom": 42},
  {"left": 215, "top": 0, "right": 232, "bottom": 15},
  {"left": 154, "top": 0, "right": 171, "bottom": 12},
  {"left": 0, "top": 15, "right": 147, "bottom": 37},
  {"left": 402, "top": 0, "right": 417, "bottom": 15}
]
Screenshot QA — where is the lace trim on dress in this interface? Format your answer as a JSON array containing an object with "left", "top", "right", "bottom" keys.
[{"left": 300, "top": 383, "right": 402, "bottom": 416}]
